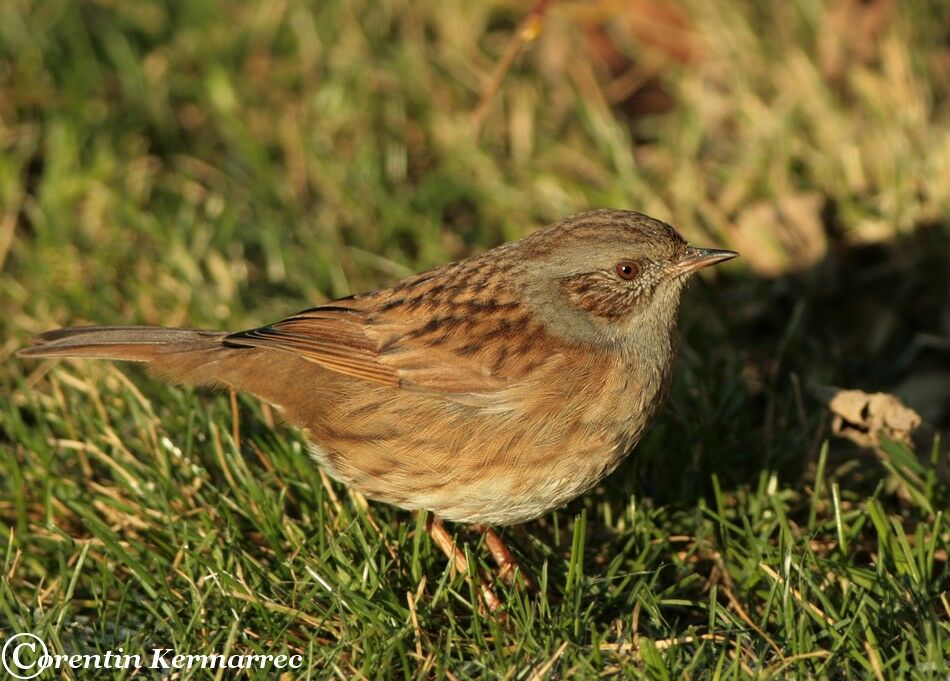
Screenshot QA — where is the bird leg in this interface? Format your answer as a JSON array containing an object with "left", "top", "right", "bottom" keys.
[
  {"left": 425, "top": 515, "right": 504, "bottom": 615},
  {"left": 476, "top": 525, "right": 536, "bottom": 591}
]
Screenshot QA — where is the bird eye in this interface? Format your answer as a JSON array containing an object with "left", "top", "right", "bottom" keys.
[{"left": 614, "top": 260, "right": 639, "bottom": 280}]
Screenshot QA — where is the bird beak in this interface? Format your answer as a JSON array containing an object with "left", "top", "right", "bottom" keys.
[{"left": 672, "top": 247, "right": 739, "bottom": 275}]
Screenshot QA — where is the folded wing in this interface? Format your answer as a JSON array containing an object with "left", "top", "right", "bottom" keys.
[{"left": 223, "top": 268, "right": 556, "bottom": 405}]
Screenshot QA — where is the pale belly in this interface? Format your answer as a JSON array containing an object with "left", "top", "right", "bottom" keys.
[
  {"left": 311, "top": 435, "right": 627, "bottom": 525},
  {"left": 305, "top": 363, "right": 669, "bottom": 525}
]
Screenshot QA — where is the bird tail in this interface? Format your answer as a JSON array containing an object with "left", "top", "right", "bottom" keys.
[
  {"left": 19, "top": 324, "right": 340, "bottom": 426},
  {"left": 18, "top": 326, "right": 236, "bottom": 387}
]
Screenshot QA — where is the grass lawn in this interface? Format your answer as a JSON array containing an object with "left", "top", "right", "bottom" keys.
[{"left": 1, "top": 0, "right": 948, "bottom": 678}]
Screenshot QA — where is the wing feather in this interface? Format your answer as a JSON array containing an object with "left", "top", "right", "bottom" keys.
[
  {"left": 223, "top": 309, "right": 401, "bottom": 387},
  {"left": 222, "top": 262, "right": 557, "bottom": 404}
]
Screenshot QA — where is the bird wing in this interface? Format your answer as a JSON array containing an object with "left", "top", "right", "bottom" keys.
[
  {"left": 222, "top": 274, "right": 553, "bottom": 405},
  {"left": 223, "top": 305, "right": 401, "bottom": 387}
]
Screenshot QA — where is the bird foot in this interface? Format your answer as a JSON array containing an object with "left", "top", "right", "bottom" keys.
[
  {"left": 475, "top": 525, "right": 537, "bottom": 593},
  {"left": 425, "top": 516, "right": 505, "bottom": 616}
]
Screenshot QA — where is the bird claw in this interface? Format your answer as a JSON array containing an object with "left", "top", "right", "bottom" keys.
[
  {"left": 425, "top": 516, "right": 506, "bottom": 618},
  {"left": 476, "top": 525, "right": 537, "bottom": 593}
]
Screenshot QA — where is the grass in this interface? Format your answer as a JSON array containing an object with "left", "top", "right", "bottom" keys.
[{"left": 1, "top": 0, "right": 948, "bottom": 677}]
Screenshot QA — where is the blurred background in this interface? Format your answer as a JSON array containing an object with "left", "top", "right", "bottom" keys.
[{"left": 1, "top": 0, "right": 948, "bottom": 675}]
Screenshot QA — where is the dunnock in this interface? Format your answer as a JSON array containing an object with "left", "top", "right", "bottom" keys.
[{"left": 21, "top": 209, "right": 736, "bottom": 607}]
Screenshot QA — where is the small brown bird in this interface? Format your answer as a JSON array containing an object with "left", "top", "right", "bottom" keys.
[{"left": 21, "top": 209, "right": 735, "bottom": 607}]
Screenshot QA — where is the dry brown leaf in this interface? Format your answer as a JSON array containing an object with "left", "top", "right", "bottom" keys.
[{"left": 814, "top": 386, "right": 922, "bottom": 447}]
